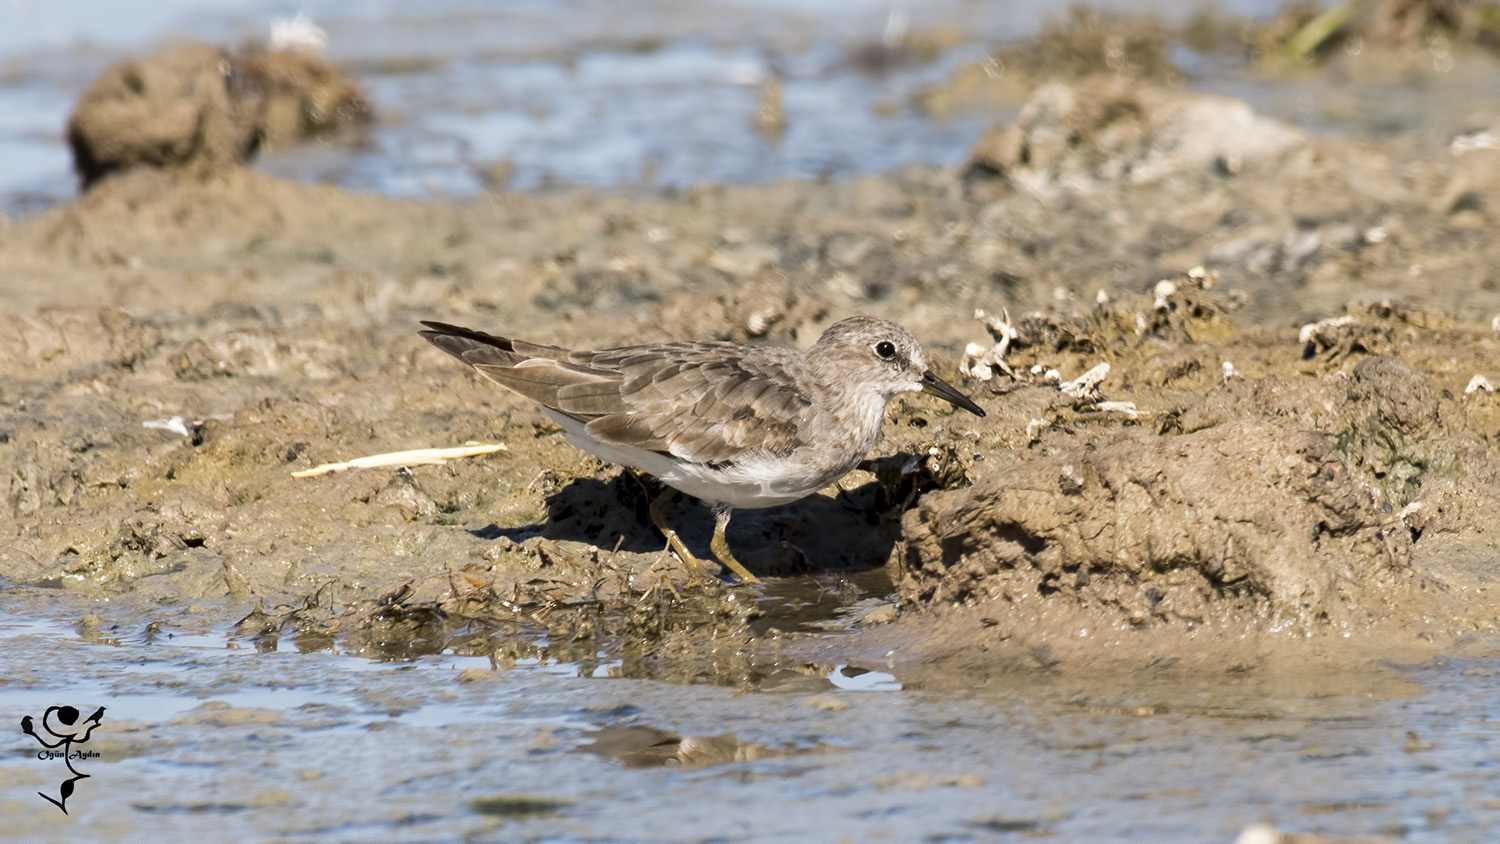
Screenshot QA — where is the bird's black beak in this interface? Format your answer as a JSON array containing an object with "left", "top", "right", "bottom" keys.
[{"left": 920, "top": 370, "right": 986, "bottom": 417}]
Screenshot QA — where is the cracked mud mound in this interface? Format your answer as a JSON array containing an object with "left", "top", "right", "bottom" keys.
[
  {"left": 884, "top": 322, "right": 1500, "bottom": 672},
  {"left": 898, "top": 419, "right": 1414, "bottom": 631}
]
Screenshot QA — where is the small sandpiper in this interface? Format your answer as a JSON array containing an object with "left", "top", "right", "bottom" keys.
[{"left": 419, "top": 316, "right": 985, "bottom": 582}]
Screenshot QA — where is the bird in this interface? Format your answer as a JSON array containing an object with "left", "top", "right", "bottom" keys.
[{"left": 418, "top": 316, "right": 985, "bottom": 582}]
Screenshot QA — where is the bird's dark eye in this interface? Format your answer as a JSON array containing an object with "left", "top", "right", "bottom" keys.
[{"left": 874, "top": 340, "right": 897, "bottom": 360}]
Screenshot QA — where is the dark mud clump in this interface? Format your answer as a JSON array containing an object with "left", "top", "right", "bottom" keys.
[{"left": 67, "top": 42, "right": 370, "bottom": 191}]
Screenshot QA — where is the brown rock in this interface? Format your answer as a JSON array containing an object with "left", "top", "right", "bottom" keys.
[
  {"left": 963, "top": 77, "right": 1304, "bottom": 188},
  {"left": 66, "top": 42, "right": 371, "bottom": 191},
  {"left": 67, "top": 44, "right": 265, "bottom": 190},
  {"left": 233, "top": 47, "right": 372, "bottom": 151}
]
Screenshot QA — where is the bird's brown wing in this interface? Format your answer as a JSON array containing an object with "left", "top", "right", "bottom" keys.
[
  {"left": 419, "top": 320, "right": 616, "bottom": 409},
  {"left": 575, "top": 343, "right": 815, "bottom": 464},
  {"left": 419, "top": 323, "right": 815, "bottom": 465}
]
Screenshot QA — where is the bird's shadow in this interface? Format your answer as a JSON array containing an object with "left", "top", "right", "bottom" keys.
[{"left": 474, "top": 469, "right": 913, "bottom": 575}]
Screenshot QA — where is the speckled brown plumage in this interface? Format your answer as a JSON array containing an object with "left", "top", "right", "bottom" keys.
[
  {"left": 419, "top": 316, "right": 984, "bottom": 581},
  {"left": 420, "top": 322, "right": 820, "bottom": 466}
]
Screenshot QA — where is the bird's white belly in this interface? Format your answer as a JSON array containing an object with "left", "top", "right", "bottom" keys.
[
  {"left": 544, "top": 410, "right": 860, "bottom": 509},
  {"left": 659, "top": 451, "right": 856, "bottom": 509}
]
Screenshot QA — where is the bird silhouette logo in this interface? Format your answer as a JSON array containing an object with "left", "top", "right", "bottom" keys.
[{"left": 20, "top": 705, "right": 105, "bottom": 814}]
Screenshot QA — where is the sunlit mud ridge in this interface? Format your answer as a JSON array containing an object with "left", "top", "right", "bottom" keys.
[
  {"left": 899, "top": 418, "right": 1409, "bottom": 628},
  {"left": 891, "top": 284, "right": 1500, "bottom": 664}
]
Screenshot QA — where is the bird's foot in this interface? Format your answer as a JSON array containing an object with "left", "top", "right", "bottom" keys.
[{"left": 659, "top": 525, "right": 715, "bottom": 584}]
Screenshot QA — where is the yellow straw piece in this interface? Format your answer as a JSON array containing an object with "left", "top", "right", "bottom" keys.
[{"left": 292, "top": 443, "right": 507, "bottom": 478}]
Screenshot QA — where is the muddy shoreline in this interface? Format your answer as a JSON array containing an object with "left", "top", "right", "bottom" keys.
[
  {"left": 7, "top": 8, "right": 1500, "bottom": 837},
  {"left": 4, "top": 56, "right": 1500, "bottom": 689}
]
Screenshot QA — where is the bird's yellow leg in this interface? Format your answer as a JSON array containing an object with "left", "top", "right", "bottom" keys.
[
  {"left": 649, "top": 488, "right": 712, "bottom": 580},
  {"left": 647, "top": 488, "right": 759, "bottom": 584},
  {"left": 710, "top": 508, "right": 760, "bottom": 584}
]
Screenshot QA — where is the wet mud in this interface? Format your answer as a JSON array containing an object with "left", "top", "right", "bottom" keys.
[
  {"left": 6, "top": 58, "right": 1500, "bottom": 686},
  {"left": 6, "top": 6, "right": 1500, "bottom": 837}
]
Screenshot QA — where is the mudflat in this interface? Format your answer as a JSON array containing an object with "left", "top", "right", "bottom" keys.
[{"left": 5, "top": 9, "right": 1500, "bottom": 836}]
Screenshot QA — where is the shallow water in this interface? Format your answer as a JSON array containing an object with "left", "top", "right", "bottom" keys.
[
  {"left": 8, "top": 0, "right": 1495, "bottom": 216},
  {"left": 4, "top": 585, "right": 1500, "bottom": 841},
  {"left": 0, "top": 0, "right": 1010, "bottom": 212}
]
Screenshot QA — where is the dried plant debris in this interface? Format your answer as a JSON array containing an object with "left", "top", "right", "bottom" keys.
[
  {"left": 291, "top": 443, "right": 507, "bottom": 477},
  {"left": 1299, "top": 297, "right": 1437, "bottom": 363},
  {"left": 1251, "top": 0, "right": 1500, "bottom": 64},
  {"left": 964, "top": 268, "right": 1235, "bottom": 391},
  {"left": 961, "top": 308, "right": 1104, "bottom": 387},
  {"left": 1134, "top": 266, "right": 1240, "bottom": 344},
  {"left": 859, "top": 441, "right": 975, "bottom": 512}
]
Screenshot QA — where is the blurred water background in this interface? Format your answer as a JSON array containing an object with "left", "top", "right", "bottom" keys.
[{"left": 0, "top": 0, "right": 1300, "bottom": 214}]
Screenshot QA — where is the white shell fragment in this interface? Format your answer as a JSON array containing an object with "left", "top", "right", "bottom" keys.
[
  {"left": 143, "top": 416, "right": 193, "bottom": 437},
  {"left": 1299, "top": 314, "right": 1355, "bottom": 345},
  {"left": 960, "top": 342, "right": 994, "bottom": 381},
  {"left": 1094, "top": 400, "right": 1140, "bottom": 418},
  {"left": 1153, "top": 280, "right": 1177, "bottom": 311},
  {"left": 1451, "top": 129, "right": 1496, "bottom": 154},
  {"left": 1026, "top": 418, "right": 1048, "bottom": 443},
  {"left": 269, "top": 14, "right": 328, "bottom": 54},
  {"left": 1060, "top": 362, "right": 1109, "bottom": 400},
  {"left": 959, "top": 308, "right": 1022, "bottom": 381}
]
